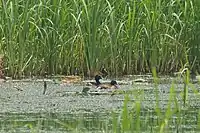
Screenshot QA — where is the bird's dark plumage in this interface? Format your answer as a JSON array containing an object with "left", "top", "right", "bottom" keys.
[{"left": 89, "top": 75, "right": 102, "bottom": 86}]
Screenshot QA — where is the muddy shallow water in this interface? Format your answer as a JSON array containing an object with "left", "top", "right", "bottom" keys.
[
  {"left": 0, "top": 78, "right": 200, "bottom": 132},
  {"left": 0, "top": 80, "right": 199, "bottom": 113}
]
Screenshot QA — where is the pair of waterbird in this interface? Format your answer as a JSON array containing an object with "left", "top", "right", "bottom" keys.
[{"left": 89, "top": 75, "right": 120, "bottom": 89}]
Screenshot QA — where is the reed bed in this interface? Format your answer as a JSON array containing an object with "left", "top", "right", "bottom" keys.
[{"left": 0, "top": 0, "right": 200, "bottom": 78}]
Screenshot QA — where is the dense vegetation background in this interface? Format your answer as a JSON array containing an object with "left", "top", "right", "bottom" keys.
[{"left": 0, "top": 0, "right": 200, "bottom": 78}]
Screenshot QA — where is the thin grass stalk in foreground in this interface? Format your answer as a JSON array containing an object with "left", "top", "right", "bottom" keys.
[
  {"left": 111, "top": 112, "right": 118, "bottom": 133},
  {"left": 152, "top": 67, "right": 162, "bottom": 129},
  {"left": 121, "top": 94, "right": 130, "bottom": 131},
  {"left": 160, "top": 83, "right": 176, "bottom": 132},
  {"left": 198, "top": 111, "right": 200, "bottom": 130},
  {"left": 135, "top": 94, "right": 141, "bottom": 132},
  {"left": 183, "top": 65, "right": 189, "bottom": 107}
]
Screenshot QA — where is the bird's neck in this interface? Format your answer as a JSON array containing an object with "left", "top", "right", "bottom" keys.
[{"left": 96, "top": 79, "right": 101, "bottom": 85}]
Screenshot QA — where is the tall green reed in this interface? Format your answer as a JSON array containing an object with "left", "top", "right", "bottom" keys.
[{"left": 0, "top": 0, "right": 200, "bottom": 77}]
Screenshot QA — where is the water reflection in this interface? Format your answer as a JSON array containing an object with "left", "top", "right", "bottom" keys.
[
  {"left": 0, "top": 109, "right": 199, "bottom": 132},
  {"left": 0, "top": 112, "right": 112, "bottom": 132}
]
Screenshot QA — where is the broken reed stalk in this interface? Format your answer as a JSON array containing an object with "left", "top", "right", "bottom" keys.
[
  {"left": 43, "top": 80, "right": 47, "bottom": 95},
  {"left": 43, "top": 72, "right": 48, "bottom": 95},
  {"left": 0, "top": 55, "right": 5, "bottom": 80}
]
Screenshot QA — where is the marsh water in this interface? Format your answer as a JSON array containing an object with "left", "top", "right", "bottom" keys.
[{"left": 0, "top": 77, "right": 200, "bottom": 132}]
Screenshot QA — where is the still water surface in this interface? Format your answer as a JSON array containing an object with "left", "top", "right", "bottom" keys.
[{"left": 0, "top": 79, "right": 199, "bottom": 132}]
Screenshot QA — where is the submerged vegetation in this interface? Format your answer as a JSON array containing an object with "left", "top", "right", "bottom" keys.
[{"left": 0, "top": 0, "right": 200, "bottom": 78}]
